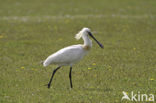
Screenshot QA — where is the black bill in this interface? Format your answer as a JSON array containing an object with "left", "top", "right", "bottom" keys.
[{"left": 88, "top": 31, "right": 104, "bottom": 48}]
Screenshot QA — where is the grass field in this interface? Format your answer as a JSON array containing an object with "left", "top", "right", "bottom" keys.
[{"left": 0, "top": 0, "right": 156, "bottom": 103}]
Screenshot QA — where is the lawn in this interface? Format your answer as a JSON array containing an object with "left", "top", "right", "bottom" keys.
[{"left": 0, "top": 0, "right": 156, "bottom": 103}]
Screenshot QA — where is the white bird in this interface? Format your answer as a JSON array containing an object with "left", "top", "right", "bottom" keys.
[{"left": 43, "top": 27, "right": 103, "bottom": 88}]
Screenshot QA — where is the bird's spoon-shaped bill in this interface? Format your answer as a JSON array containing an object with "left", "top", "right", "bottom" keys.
[{"left": 88, "top": 32, "right": 104, "bottom": 48}]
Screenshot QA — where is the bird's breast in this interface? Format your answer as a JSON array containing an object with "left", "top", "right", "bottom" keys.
[{"left": 83, "top": 45, "right": 91, "bottom": 51}]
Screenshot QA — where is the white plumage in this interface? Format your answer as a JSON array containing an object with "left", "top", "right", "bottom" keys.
[
  {"left": 43, "top": 44, "right": 88, "bottom": 66},
  {"left": 43, "top": 28, "right": 93, "bottom": 67},
  {"left": 43, "top": 27, "right": 103, "bottom": 88}
]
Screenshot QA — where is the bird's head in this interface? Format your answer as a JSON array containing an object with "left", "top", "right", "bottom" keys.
[
  {"left": 75, "top": 27, "right": 104, "bottom": 48},
  {"left": 75, "top": 28, "right": 90, "bottom": 40}
]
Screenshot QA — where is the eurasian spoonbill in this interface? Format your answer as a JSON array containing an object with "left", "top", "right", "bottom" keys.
[{"left": 43, "top": 28, "right": 103, "bottom": 88}]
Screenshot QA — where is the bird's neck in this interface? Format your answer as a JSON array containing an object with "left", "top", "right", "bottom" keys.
[{"left": 82, "top": 36, "right": 92, "bottom": 50}]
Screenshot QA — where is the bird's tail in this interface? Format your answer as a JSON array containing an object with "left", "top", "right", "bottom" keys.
[
  {"left": 40, "top": 60, "right": 48, "bottom": 67},
  {"left": 43, "top": 59, "right": 52, "bottom": 67}
]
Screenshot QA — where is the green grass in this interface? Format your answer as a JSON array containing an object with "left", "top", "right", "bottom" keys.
[{"left": 0, "top": 0, "right": 156, "bottom": 103}]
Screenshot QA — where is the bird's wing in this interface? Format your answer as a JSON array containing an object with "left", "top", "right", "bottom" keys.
[{"left": 43, "top": 45, "right": 85, "bottom": 66}]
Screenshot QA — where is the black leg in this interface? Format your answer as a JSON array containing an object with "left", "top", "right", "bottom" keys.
[
  {"left": 69, "top": 67, "right": 73, "bottom": 88},
  {"left": 47, "top": 66, "right": 61, "bottom": 88}
]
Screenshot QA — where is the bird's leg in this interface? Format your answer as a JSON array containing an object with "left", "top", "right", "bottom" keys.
[
  {"left": 47, "top": 66, "right": 61, "bottom": 88},
  {"left": 69, "top": 67, "right": 73, "bottom": 88}
]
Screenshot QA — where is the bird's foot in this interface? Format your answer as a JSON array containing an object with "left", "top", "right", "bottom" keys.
[
  {"left": 44, "top": 83, "right": 51, "bottom": 88},
  {"left": 47, "top": 83, "right": 51, "bottom": 88}
]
